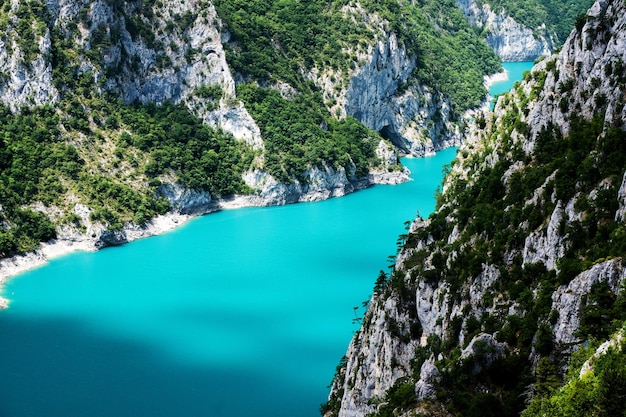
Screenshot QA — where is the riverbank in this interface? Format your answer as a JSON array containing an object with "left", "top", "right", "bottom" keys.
[
  {"left": 482, "top": 68, "right": 509, "bottom": 111},
  {"left": 0, "top": 167, "right": 410, "bottom": 307},
  {"left": 0, "top": 211, "right": 196, "bottom": 305},
  {"left": 484, "top": 69, "right": 509, "bottom": 88}
]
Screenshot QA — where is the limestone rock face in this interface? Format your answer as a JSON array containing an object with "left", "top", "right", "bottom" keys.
[
  {"left": 239, "top": 163, "right": 369, "bottom": 208},
  {"left": 414, "top": 360, "right": 440, "bottom": 401},
  {"left": 617, "top": 171, "right": 626, "bottom": 222},
  {"left": 369, "top": 140, "right": 411, "bottom": 185},
  {"left": 344, "top": 34, "right": 461, "bottom": 156},
  {"left": 578, "top": 329, "right": 626, "bottom": 377},
  {"left": 522, "top": 202, "right": 565, "bottom": 270},
  {"left": 551, "top": 259, "right": 625, "bottom": 348},
  {"left": 524, "top": 0, "right": 626, "bottom": 142},
  {"left": 0, "top": 0, "right": 263, "bottom": 148},
  {"left": 334, "top": 295, "right": 420, "bottom": 417},
  {"left": 459, "top": 333, "right": 508, "bottom": 374},
  {"left": 0, "top": 14, "right": 59, "bottom": 110},
  {"left": 202, "top": 101, "right": 264, "bottom": 150},
  {"left": 456, "top": 0, "right": 554, "bottom": 61},
  {"left": 95, "top": 228, "right": 127, "bottom": 248},
  {"left": 158, "top": 183, "right": 212, "bottom": 215}
]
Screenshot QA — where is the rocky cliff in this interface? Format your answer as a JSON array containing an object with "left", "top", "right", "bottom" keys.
[
  {"left": 309, "top": 7, "right": 463, "bottom": 157},
  {"left": 456, "top": 0, "right": 555, "bottom": 61},
  {"left": 0, "top": 0, "right": 261, "bottom": 144},
  {"left": 343, "top": 33, "right": 461, "bottom": 157},
  {"left": 325, "top": 0, "right": 626, "bottom": 416},
  {"left": 2, "top": 0, "right": 432, "bottom": 273}
]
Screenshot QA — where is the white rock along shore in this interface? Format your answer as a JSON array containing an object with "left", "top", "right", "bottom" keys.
[{"left": 0, "top": 168, "right": 411, "bottom": 308}]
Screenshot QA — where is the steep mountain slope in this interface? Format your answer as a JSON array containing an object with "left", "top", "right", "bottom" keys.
[
  {"left": 325, "top": 0, "right": 626, "bottom": 415},
  {"left": 457, "top": 0, "right": 594, "bottom": 61},
  {"left": 457, "top": 0, "right": 592, "bottom": 61},
  {"left": 0, "top": 0, "right": 501, "bottom": 267},
  {"left": 456, "top": 0, "right": 554, "bottom": 61},
  {"left": 481, "top": 0, "right": 594, "bottom": 43},
  {"left": 214, "top": 0, "right": 500, "bottom": 155}
]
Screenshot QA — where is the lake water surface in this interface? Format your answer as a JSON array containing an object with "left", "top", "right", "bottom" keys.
[
  {"left": 0, "top": 150, "right": 456, "bottom": 417},
  {"left": 490, "top": 61, "right": 535, "bottom": 109},
  {"left": 0, "top": 62, "right": 531, "bottom": 417}
]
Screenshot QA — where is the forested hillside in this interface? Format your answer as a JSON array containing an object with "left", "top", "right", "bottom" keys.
[
  {"left": 482, "top": 0, "right": 594, "bottom": 42},
  {"left": 215, "top": 0, "right": 499, "bottom": 112},
  {"left": 0, "top": 0, "right": 501, "bottom": 261},
  {"left": 325, "top": 0, "right": 626, "bottom": 415}
]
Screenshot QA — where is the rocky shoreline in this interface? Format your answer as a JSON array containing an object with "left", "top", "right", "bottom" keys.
[
  {"left": 483, "top": 68, "right": 509, "bottom": 107},
  {"left": 0, "top": 166, "right": 411, "bottom": 308},
  {"left": 484, "top": 69, "right": 509, "bottom": 88}
]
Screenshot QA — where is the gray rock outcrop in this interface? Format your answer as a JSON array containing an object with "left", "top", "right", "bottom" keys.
[
  {"left": 0, "top": 13, "right": 59, "bottom": 110},
  {"left": 414, "top": 360, "right": 440, "bottom": 401},
  {"left": 551, "top": 259, "right": 625, "bottom": 348},
  {"left": 334, "top": 295, "right": 420, "bottom": 417},
  {"left": 523, "top": 0, "right": 626, "bottom": 141},
  {"left": 456, "top": 0, "right": 554, "bottom": 61},
  {"left": 158, "top": 183, "right": 213, "bottom": 215},
  {"left": 95, "top": 228, "right": 127, "bottom": 248},
  {"left": 344, "top": 33, "right": 461, "bottom": 156}
]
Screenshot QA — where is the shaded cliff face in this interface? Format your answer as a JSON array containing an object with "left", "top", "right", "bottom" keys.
[
  {"left": 326, "top": 0, "right": 626, "bottom": 416},
  {"left": 456, "top": 0, "right": 554, "bottom": 61},
  {"left": 343, "top": 33, "right": 460, "bottom": 157}
]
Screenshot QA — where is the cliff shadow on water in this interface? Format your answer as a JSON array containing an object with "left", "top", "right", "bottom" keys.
[{"left": 0, "top": 149, "right": 459, "bottom": 417}]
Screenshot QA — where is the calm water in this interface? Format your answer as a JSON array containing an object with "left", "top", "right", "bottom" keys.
[
  {"left": 0, "top": 64, "right": 529, "bottom": 417},
  {"left": 0, "top": 149, "right": 456, "bottom": 417},
  {"left": 490, "top": 61, "right": 535, "bottom": 109}
]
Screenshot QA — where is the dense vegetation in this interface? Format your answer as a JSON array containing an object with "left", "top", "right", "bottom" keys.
[
  {"left": 237, "top": 85, "right": 381, "bottom": 183},
  {"left": 215, "top": 0, "right": 500, "bottom": 113},
  {"left": 522, "top": 331, "right": 626, "bottom": 417},
  {"left": 214, "top": 0, "right": 369, "bottom": 88},
  {"left": 0, "top": 105, "right": 78, "bottom": 256},
  {"left": 115, "top": 101, "right": 254, "bottom": 197},
  {"left": 481, "top": 0, "right": 595, "bottom": 43},
  {"left": 0, "top": 91, "right": 253, "bottom": 256}
]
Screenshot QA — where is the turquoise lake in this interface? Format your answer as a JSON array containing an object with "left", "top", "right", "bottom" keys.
[
  {"left": 0, "top": 150, "right": 456, "bottom": 417},
  {"left": 489, "top": 61, "right": 535, "bottom": 109},
  {"left": 0, "top": 63, "right": 530, "bottom": 417}
]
